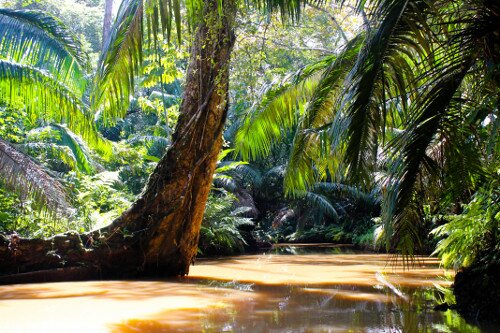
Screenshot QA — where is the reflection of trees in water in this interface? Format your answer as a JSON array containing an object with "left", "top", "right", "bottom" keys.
[
  {"left": 0, "top": 251, "right": 483, "bottom": 333},
  {"left": 271, "top": 244, "right": 360, "bottom": 255}
]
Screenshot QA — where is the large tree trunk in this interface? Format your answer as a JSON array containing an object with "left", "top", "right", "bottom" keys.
[{"left": 0, "top": 0, "right": 236, "bottom": 283}]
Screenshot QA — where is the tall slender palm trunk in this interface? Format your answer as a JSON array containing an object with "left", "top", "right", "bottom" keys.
[
  {"left": 0, "top": 0, "right": 237, "bottom": 282},
  {"left": 102, "top": 0, "right": 114, "bottom": 48}
]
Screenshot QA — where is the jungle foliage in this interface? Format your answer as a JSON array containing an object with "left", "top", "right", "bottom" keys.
[{"left": 0, "top": 0, "right": 498, "bottom": 273}]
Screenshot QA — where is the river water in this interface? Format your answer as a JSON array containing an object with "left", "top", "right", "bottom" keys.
[{"left": 0, "top": 244, "right": 491, "bottom": 332}]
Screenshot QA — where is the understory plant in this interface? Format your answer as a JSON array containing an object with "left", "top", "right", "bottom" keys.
[
  {"left": 432, "top": 171, "right": 500, "bottom": 270},
  {"left": 199, "top": 190, "right": 254, "bottom": 255}
]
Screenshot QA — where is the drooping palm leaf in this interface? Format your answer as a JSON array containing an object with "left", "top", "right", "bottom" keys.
[
  {"left": 127, "top": 135, "right": 170, "bottom": 152},
  {"left": 0, "top": 9, "right": 89, "bottom": 94},
  {"left": 0, "top": 59, "right": 110, "bottom": 155},
  {"left": 94, "top": 0, "right": 325, "bottom": 126},
  {"left": 92, "top": 0, "right": 191, "bottom": 124},
  {"left": 0, "top": 9, "right": 111, "bottom": 156},
  {"left": 231, "top": 0, "right": 498, "bottom": 262},
  {"left": 17, "top": 142, "right": 80, "bottom": 173},
  {"left": 313, "top": 181, "right": 380, "bottom": 208},
  {"left": 51, "top": 125, "right": 100, "bottom": 174},
  {"left": 251, "top": 0, "right": 315, "bottom": 22},
  {"left": 382, "top": 59, "right": 473, "bottom": 258},
  {"left": 301, "top": 191, "right": 339, "bottom": 221},
  {"left": 0, "top": 138, "right": 73, "bottom": 214},
  {"left": 339, "top": 0, "right": 430, "bottom": 187},
  {"left": 283, "top": 36, "right": 364, "bottom": 194},
  {"left": 22, "top": 125, "right": 100, "bottom": 174},
  {"left": 235, "top": 55, "right": 337, "bottom": 162},
  {"left": 92, "top": 0, "right": 145, "bottom": 123}
]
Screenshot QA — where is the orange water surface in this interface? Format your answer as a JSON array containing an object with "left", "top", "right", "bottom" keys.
[{"left": 0, "top": 245, "right": 488, "bottom": 332}]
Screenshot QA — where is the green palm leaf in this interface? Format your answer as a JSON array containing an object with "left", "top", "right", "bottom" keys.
[
  {"left": 339, "top": 0, "right": 429, "bottom": 186},
  {"left": 0, "top": 59, "right": 110, "bottom": 155},
  {"left": 235, "top": 55, "right": 337, "bottom": 162},
  {"left": 383, "top": 59, "right": 472, "bottom": 258},
  {"left": 0, "top": 9, "right": 89, "bottom": 93},
  {"left": 301, "top": 190, "right": 339, "bottom": 221},
  {"left": 92, "top": 0, "right": 145, "bottom": 123},
  {"left": 94, "top": 0, "right": 325, "bottom": 126},
  {"left": 51, "top": 125, "right": 100, "bottom": 174},
  {"left": 17, "top": 142, "right": 80, "bottom": 173},
  {"left": 0, "top": 9, "right": 111, "bottom": 156},
  {"left": 284, "top": 36, "right": 364, "bottom": 194},
  {"left": 22, "top": 125, "right": 101, "bottom": 174},
  {"left": 92, "top": 0, "right": 188, "bottom": 123}
]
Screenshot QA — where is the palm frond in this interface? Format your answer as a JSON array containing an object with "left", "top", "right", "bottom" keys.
[
  {"left": 301, "top": 191, "right": 339, "bottom": 221},
  {"left": 250, "top": 0, "right": 319, "bottom": 22},
  {"left": 284, "top": 36, "right": 364, "bottom": 193},
  {"left": 215, "top": 160, "right": 247, "bottom": 172},
  {"left": 235, "top": 55, "right": 334, "bottom": 161},
  {"left": 213, "top": 162, "right": 264, "bottom": 191},
  {"left": 51, "top": 125, "right": 100, "bottom": 174},
  {"left": 0, "top": 9, "right": 89, "bottom": 93},
  {"left": 95, "top": 0, "right": 327, "bottom": 126},
  {"left": 440, "top": 117, "right": 485, "bottom": 205},
  {"left": 127, "top": 134, "right": 170, "bottom": 150},
  {"left": 92, "top": 0, "right": 144, "bottom": 123},
  {"left": 17, "top": 142, "right": 79, "bottom": 172},
  {"left": 313, "top": 181, "right": 380, "bottom": 208},
  {"left": 92, "top": 0, "right": 188, "bottom": 124},
  {"left": 0, "top": 138, "right": 73, "bottom": 214},
  {"left": 383, "top": 58, "right": 473, "bottom": 259},
  {"left": 0, "top": 59, "right": 111, "bottom": 156},
  {"left": 339, "top": 0, "right": 429, "bottom": 186},
  {"left": 232, "top": 163, "right": 264, "bottom": 189},
  {"left": 23, "top": 125, "right": 100, "bottom": 174}
]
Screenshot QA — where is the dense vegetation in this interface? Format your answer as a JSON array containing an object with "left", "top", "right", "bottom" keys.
[{"left": 0, "top": 0, "right": 498, "bottom": 324}]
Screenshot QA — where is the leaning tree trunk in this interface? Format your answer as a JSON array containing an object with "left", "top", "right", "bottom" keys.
[{"left": 0, "top": 0, "right": 236, "bottom": 283}]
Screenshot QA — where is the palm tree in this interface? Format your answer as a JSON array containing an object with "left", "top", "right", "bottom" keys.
[
  {"left": 0, "top": 0, "right": 319, "bottom": 282},
  {"left": 102, "top": 0, "right": 115, "bottom": 47},
  {"left": 236, "top": 0, "right": 499, "bottom": 258}
]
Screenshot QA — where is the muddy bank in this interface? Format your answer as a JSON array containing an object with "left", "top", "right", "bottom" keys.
[{"left": 454, "top": 262, "right": 500, "bottom": 325}]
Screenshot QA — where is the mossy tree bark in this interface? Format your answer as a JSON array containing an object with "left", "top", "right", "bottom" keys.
[{"left": 0, "top": 0, "right": 237, "bottom": 283}]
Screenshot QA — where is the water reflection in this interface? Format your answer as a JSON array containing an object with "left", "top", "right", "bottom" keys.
[
  {"left": 271, "top": 243, "right": 361, "bottom": 255},
  {"left": 0, "top": 246, "right": 492, "bottom": 332}
]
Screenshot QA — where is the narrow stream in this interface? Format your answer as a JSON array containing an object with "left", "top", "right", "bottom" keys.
[{"left": 0, "top": 245, "right": 493, "bottom": 332}]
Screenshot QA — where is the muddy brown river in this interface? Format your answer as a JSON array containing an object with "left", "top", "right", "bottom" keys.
[{"left": 0, "top": 245, "right": 492, "bottom": 332}]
